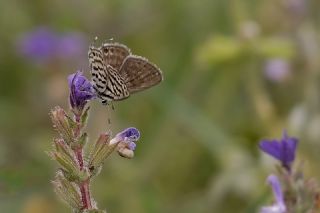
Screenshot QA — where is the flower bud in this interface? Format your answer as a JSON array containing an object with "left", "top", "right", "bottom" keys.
[
  {"left": 50, "top": 106, "right": 74, "bottom": 144},
  {"left": 52, "top": 170, "right": 82, "bottom": 209}
]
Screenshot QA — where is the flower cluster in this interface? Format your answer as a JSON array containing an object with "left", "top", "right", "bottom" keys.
[
  {"left": 259, "top": 131, "right": 319, "bottom": 213},
  {"left": 49, "top": 71, "right": 141, "bottom": 212}
]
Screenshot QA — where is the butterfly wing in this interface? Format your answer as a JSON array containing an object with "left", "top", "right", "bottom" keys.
[
  {"left": 102, "top": 65, "right": 130, "bottom": 101},
  {"left": 88, "top": 46, "right": 107, "bottom": 93},
  {"left": 101, "top": 43, "right": 131, "bottom": 71},
  {"left": 88, "top": 45, "right": 130, "bottom": 104},
  {"left": 119, "top": 55, "right": 163, "bottom": 93}
]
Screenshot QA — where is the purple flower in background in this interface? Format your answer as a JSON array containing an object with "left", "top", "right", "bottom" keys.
[
  {"left": 68, "top": 71, "right": 95, "bottom": 113},
  {"left": 18, "top": 27, "right": 58, "bottom": 63},
  {"left": 264, "top": 59, "right": 291, "bottom": 82},
  {"left": 57, "top": 32, "right": 87, "bottom": 60},
  {"left": 285, "top": 0, "right": 306, "bottom": 17},
  {"left": 17, "top": 27, "right": 87, "bottom": 63},
  {"left": 259, "top": 131, "right": 298, "bottom": 171},
  {"left": 260, "top": 175, "right": 286, "bottom": 213}
]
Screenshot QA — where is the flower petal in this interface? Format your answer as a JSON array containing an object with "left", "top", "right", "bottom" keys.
[
  {"left": 68, "top": 71, "right": 95, "bottom": 111},
  {"left": 128, "top": 142, "right": 136, "bottom": 151},
  {"left": 259, "top": 140, "right": 282, "bottom": 160},
  {"left": 280, "top": 137, "right": 298, "bottom": 166},
  {"left": 109, "top": 127, "right": 140, "bottom": 145},
  {"left": 260, "top": 175, "right": 286, "bottom": 213},
  {"left": 259, "top": 131, "right": 298, "bottom": 170},
  {"left": 267, "top": 175, "right": 284, "bottom": 205}
]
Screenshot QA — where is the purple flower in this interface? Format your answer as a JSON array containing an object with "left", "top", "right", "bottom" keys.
[
  {"left": 260, "top": 175, "right": 286, "bottom": 213},
  {"left": 264, "top": 59, "right": 291, "bottom": 82},
  {"left": 109, "top": 127, "right": 140, "bottom": 159},
  {"left": 259, "top": 131, "right": 298, "bottom": 171},
  {"left": 17, "top": 27, "right": 87, "bottom": 63},
  {"left": 57, "top": 32, "right": 87, "bottom": 60},
  {"left": 68, "top": 71, "right": 95, "bottom": 112},
  {"left": 110, "top": 127, "right": 140, "bottom": 148},
  {"left": 128, "top": 142, "right": 137, "bottom": 151},
  {"left": 18, "top": 27, "right": 58, "bottom": 63},
  {"left": 117, "top": 127, "right": 140, "bottom": 143}
]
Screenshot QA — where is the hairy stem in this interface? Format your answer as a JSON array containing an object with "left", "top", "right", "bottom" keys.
[
  {"left": 80, "top": 180, "right": 92, "bottom": 210},
  {"left": 74, "top": 113, "right": 92, "bottom": 210},
  {"left": 75, "top": 147, "right": 84, "bottom": 170}
]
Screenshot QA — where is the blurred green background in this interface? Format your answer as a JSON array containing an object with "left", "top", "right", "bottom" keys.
[{"left": 1, "top": 0, "right": 320, "bottom": 212}]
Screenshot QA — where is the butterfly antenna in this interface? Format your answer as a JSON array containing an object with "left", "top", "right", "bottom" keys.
[
  {"left": 90, "top": 36, "right": 98, "bottom": 48},
  {"left": 111, "top": 102, "right": 115, "bottom": 111}
]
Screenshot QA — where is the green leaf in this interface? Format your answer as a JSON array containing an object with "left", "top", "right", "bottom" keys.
[
  {"left": 54, "top": 139, "right": 76, "bottom": 163},
  {"left": 53, "top": 171, "right": 82, "bottom": 210},
  {"left": 81, "top": 106, "right": 90, "bottom": 127},
  {"left": 255, "top": 37, "right": 296, "bottom": 58},
  {"left": 49, "top": 151, "right": 79, "bottom": 178},
  {"left": 87, "top": 133, "right": 118, "bottom": 176},
  {"left": 79, "top": 133, "right": 88, "bottom": 147},
  {"left": 66, "top": 113, "right": 77, "bottom": 129},
  {"left": 50, "top": 106, "right": 75, "bottom": 145},
  {"left": 196, "top": 35, "right": 244, "bottom": 65}
]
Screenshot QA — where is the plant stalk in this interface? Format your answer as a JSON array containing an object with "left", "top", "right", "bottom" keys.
[{"left": 74, "top": 113, "right": 92, "bottom": 210}]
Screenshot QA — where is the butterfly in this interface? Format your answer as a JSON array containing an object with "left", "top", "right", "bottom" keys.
[{"left": 88, "top": 42, "right": 163, "bottom": 104}]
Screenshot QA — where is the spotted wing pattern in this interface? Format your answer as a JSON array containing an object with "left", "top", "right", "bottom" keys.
[
  {"left": 88, "top": 45, "right": 129, "bottom": 104},
  {"left": 119, "top": 55, "right": 163, "bottom": 93},
  {"left": 101, "top": 43, "right": 131, "bottom": 71}
]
